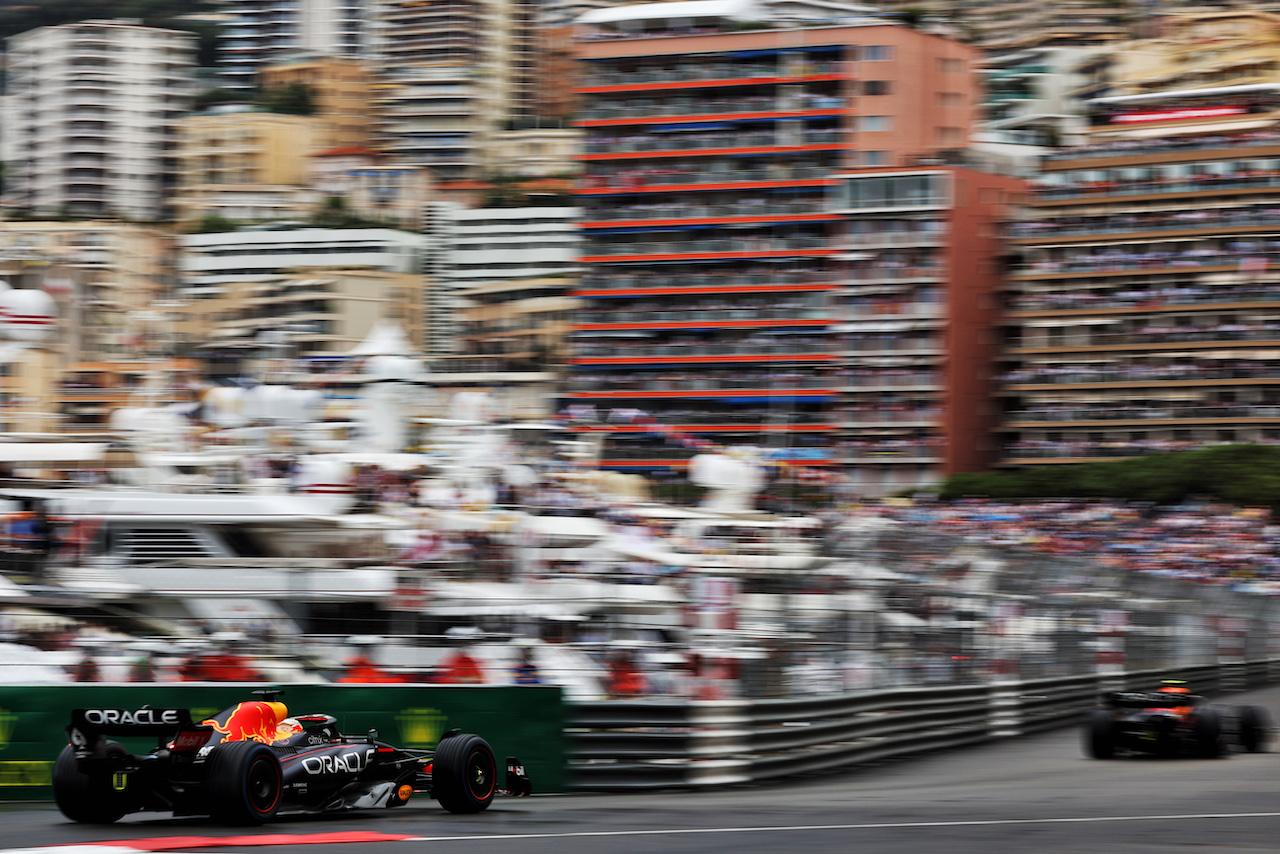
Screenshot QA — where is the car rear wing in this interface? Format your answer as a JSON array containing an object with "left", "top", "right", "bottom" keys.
[
  {"left": 1103, "top": 691, "right": 1202, "bottom": 709},
  {"left": 67, "top": 707, "right": 193, "bottom": 758}
]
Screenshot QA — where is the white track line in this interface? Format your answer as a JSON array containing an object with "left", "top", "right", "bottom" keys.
[
  {"left": 392, "top": 812, "right": 1280, "bottom": 843},
  {"left": 7, "top": 813, "right": 1280, "bottom": 852}
]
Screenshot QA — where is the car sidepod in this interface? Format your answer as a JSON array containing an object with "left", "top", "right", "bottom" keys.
[{"left": 275, "top": 740, "right": 420, "bottom": 814}]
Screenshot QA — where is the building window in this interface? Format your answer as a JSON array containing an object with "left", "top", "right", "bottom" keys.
[
  {"left": 863, "top": 45, "right": 893, "bottom": 61},
  {"left": 938, "top": 92, "right": 963, "bottom": 107},
  {"left": 840, "top": 173, "right": 945, "bottom": 209},
  {"left": 862, "top": 150, "right": 888, "bottom": 166},
  {"left": 938, "top": 127, "right": 962, "bottom": 143},
  {"left": 859, "top": 115, "right": 892, "bottom": 132},
  {"left": 863, "top": 80, "right": 890, "bottom": 96}
]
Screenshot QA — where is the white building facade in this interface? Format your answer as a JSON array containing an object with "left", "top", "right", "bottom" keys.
[
  {"left": 178, "top": 226, "right": 425, "bottom": 296},
  {"left": 424, "top": 204, "right": 581, "bottom": 361},
  {"left": 219, "top": 0, "right": 375, "bottom": 90},
  {"left": 2, "top": 19, "right": 197, "bottom": 221}
]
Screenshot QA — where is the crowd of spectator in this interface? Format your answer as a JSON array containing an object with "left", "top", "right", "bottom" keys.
[
  {"left": 1009, "top": 402, "right": 1280, "bottom": 423},
  {"left": 580, "top": 158, "right": 833, "bottom": 190},
  {"left": 1002, "top": 360, "right": 1280, "bottom": 385},
  {"left": 1003, "top": 438, "right": 1204, "bottom": 459},
  {"left": 1043, "top": 129, "right": 1280, "bottom": 162},
  {"left": 1010, "top": 205, "right": 1280, "bottom": 240},
  {"left": 580, "top": 265, "right": 834, "bottom": 290},
  {"left": 1014, "top": 282, "right": 1280, "bottom": 311},
  {"left": 1023, "top": 245, "right": 1280, "bottom": 275},
  {"left": 859, "top": 497, "right": 1280, "bottom": 592}
]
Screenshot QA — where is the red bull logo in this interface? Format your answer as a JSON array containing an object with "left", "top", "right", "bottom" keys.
[{"left": 202, "top": 701, "right": 289, "bottom": 745}]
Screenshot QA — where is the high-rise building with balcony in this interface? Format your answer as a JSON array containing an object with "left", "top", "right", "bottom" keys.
[
  {"left": 426, "top": 205, "right": 582, "bottom": 419},
  {"left": 569, "top": 5, "right": 996, "bottom": 487},
  {"left": 1004, "top": 83, "right": 1280, "bottom": 465},
  {"left": 834, "top": 166, "right": 1024, "bottom": 494},
  {"left": 371, "top": 0, "right": 541, "bottom": 182},
  {"left": 220, "top": 0, "right": 374, "bottom": 90},
  {"left": 2, "top": 19, "right": 197, "bottom": 220}
]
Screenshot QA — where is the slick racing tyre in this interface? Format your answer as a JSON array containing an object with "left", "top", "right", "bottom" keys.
[
  {"left": 433, "top": 733, "right": 496, "bottom": 814},
  {"left": 1237, "top": 705, "right": 1270, "bottom": 753},
  {"left": 53, "top": 741, "right": 135, "bottom": 824},
  {"left": 1193, "top": 707, "right": 1222, "bottom": 759},
  {"left": 1085, "top": 710, "right": 1116, "bottom": 759},
  {"left": 205, "top": 740, "right": 283, "bottom": 825}
]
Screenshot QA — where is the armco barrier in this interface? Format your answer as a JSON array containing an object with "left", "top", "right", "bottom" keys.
[
  {"left": 565, "top": 660, "right": 1280, "bottom": 791},
  {"left": 0, "top": 684, "right": 564, "bottom": 801}
]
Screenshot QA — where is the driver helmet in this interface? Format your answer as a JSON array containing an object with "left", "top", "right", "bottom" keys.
[{"left": 274, "top": 717, "right": 304, "bottom": 742}]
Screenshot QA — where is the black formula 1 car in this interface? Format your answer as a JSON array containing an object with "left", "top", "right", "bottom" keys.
[
  {"left": 54, "top": 690, "right": 531, "bottom": 825},
  {"left": 1083, "top": 686, "right": 1271, "bottom": 759}
]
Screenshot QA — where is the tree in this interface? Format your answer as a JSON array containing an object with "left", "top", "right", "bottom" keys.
[
  {"left": 896, "top": 7, "right": 928, "bottom": 30},
  {"left": 258, "top": 83, "right": 315, "bottom": 116},
  {"left": 309, "top": 195, "right": 385, "bottom": 228},
  {"left": 192, "top": 213, "right": 238, "bottom": 233},
  {"left": 939, "top": 444, "right": 1280, "bottom": 513}
]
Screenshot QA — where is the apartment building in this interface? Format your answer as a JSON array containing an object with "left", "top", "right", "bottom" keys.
[
  {"left": 180, "top": 227, "right": 425, "bottom": 381},
  {"left": 416, "top": 205, "right": 577, "bottom": 420},
  {"left": 260, "top": 55, "right": 375, "bottom": 150},
  {"left": 220, "top": 0, "right": 374, "bottom": 90},
  {"left": 981, "top": 45, "right": 1100, "bottom": 149},
  {"left": 2, "top": 19, "right": 197, "bottom": 220},
  {"left": 834, "top": 166, "right": 1024, "bottom": 492},
  {"left": 371, "top": 0, "right": 541, "bottom": 181},
  {"left": 201, "top": 269, "right": 422, "bottom": 369},
  {"left": 1004, "top": 83, "right": 1280, "bottom": 464},
  {"left": 569, "top": 5, "right": 993, "bottom": 489},
  {"left": 308, "top": 147, "right": 432, "bottom": 231},
  {"left": 178, "top": 226, "right": 424, "bottom": 297},
  {"left": 432, "top": 205, "right": 581, "bottom": 363},
  {"left": 0, "top": 221, "right": 182, "bottom": 432},
  {"left": 175, "top": 108, "right": 323, "bottom": 228},
  {"left": 873, "top": 1, "right": 1131, "bottom": 51},
  {"left": 0, "top": 222, "right": 178, "bottom": 364},
  {"left": 1107, "top": 9, "right": 1280, "bottom": 98}
]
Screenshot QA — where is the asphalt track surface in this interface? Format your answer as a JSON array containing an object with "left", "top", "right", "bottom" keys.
[{"left": 5, "top": 684, "right": 1280, "bottom": 854}]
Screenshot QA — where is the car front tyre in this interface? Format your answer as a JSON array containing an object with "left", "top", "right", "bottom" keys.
[
  {"left": 1194, "top": 708, "right": 1223, "bottom": 759},
  {"left": 1085, "top": 710, "right": 1116, "bottom": 759},
  {"left": 433, "top": 733, "right": 496, "bottom": 814}
]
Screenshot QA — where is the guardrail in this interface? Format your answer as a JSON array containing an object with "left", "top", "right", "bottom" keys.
[{"left": 565, "top": 659, "right": 1280, "bottom": 791}]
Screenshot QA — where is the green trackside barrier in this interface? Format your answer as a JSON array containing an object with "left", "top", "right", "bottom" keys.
[{"left": 0, "top": 684, "right": 565, "bottom": 802}]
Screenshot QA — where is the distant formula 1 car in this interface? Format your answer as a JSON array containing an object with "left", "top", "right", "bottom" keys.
[
  {"left": 1083, "top": 683, "right": 1270, "bottom": 759},
  {"left": 54, "top": 690, "right": 531, "bottom": 825}
]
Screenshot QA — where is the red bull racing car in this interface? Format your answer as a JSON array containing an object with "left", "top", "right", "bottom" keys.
[
  {"left": 54, "top": 690, "right": 531, "bottom": 825},
  {"left": 1084, "top": 683, "right": 1271, "bottom": 759}
]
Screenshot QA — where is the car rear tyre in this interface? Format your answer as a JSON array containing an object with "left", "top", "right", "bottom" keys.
[
  {"left": 1085, "top": 710, "right": 1116, "bottom": 759},
  {"left": 52, "top": 742, "right": 134, "bottom": 824},
  {"left": 1237, "top": 705, "right": 1270, "bottom": 753},
  {"left": 204, "top": 741, "right": 283, "bottom": 825},
  {"left": 1194, "top": 707, "right": 1222, "bottom": 758},
  {"left": 433, "top": 733, "right": 496, "bottom": 814}
]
